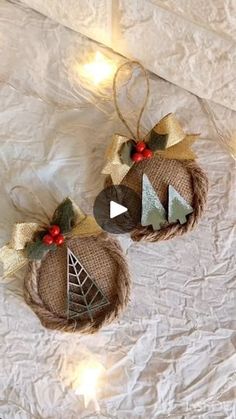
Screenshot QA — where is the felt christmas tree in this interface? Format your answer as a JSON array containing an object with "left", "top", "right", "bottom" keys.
[
  {"left": 67, "top": 248, "right": 109, "bottom": 322},
  {"left": 168, "top": 185, "right": 193, "bottom": 224},
  {"left": 141, "top": 174, "right": 167, "bottom": 230}
]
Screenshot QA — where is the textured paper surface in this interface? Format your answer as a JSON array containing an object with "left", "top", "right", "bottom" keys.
[
  {"left": 0, "top": 1, "right": 235, "bottom": 418},
  {"left": 20, "top": 0, "right": 236, "bottom": 112}
]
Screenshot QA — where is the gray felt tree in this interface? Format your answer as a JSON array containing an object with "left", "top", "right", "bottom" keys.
[
  {"left": 141, "top": 174, "right": 167, "bottom": 230},
  {"left": 168, "top": 185, "right": 193, "bottom": 224},
  {"left": 67, "top": 248, "right": 109, "bottom": 322}
]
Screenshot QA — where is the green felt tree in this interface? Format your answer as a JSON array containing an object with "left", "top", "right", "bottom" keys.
[
  {"left": 141, "top": 174, "right": 167, "bottom": 230},
  {"left": 168, "top": 185, "right": 193, "bottom": 224}
]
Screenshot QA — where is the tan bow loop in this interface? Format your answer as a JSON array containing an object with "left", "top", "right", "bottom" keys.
[
  {"left": 9, "top": 223, "right": 40, "bottom": 250},
  {"left": 0, "top": 222, "right": 42, "bottom": 281},
  {"left": 102, "top": 134, "right": 133, "bottom": 184},
  {"left": 145, "top": 113, "right": 185, "bottom": 149}
]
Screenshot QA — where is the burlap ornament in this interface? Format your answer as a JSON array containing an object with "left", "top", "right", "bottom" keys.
[
  {"left": 103, "top": 61, "right": 208, "bottom": 242},
  {"left": 24, "top": 233, "right": 131, "bottom": 333}
]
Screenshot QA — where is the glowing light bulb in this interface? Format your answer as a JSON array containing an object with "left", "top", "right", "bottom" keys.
[
  {"left": 83, "top": 52, "right": 116, "bottom": 85},
  {"left": 74, "top": 360, "right": 105, "bottom": 412}
]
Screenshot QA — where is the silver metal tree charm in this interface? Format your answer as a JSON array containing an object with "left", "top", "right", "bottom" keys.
[{"left": 67, "top": 248, "right": 109, "bottom": 322}]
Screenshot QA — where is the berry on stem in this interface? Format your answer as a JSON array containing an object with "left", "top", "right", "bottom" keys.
[
  {"left": 43, "top": 234, "right": 54, "bottom": 246},
  {"left": 132, "top": 152, "right": 144, "bottom": 163},
  {"left": 49, "top": 224, "right": 60, "bottom": 237},
  {"left": 54, "top": 234, "right": 65, "bottom": 246},
  {"left": 135, "top": 141, "right": 146, "bottom": 153},
  {"left": 142, "top": 148, "right": 153, "bottom": 159}
]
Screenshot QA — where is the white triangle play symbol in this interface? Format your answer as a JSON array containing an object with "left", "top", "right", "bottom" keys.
[{"left": 110, "top": 201, "right": 128, "bottom": 219}]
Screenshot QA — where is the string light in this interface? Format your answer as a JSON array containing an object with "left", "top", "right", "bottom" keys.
[
  {"left": 74, "top": 360, "right": 105, "bottom": 412},
  {"left": 83, "top": 52, "right": 116, "bottom": 85}
]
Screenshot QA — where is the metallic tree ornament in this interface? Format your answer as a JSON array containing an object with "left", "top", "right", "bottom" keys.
[{"left": 67, "top": 248, "right": 109, "bottom": 322}]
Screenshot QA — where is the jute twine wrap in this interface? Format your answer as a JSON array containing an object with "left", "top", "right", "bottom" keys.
[
  {"left": 24, "top": 233, "right": 131, "bottom": 333},
  {"left": 105, "top": 156, "right": 208, "bottom": 242}
]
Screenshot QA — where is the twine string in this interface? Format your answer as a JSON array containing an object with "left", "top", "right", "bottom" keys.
[
  {"left": 113, "top": 60, "right": 150, "bottom": 140},
  {"left": 9, "top": 185, "right": 51, "bottom": 225}
]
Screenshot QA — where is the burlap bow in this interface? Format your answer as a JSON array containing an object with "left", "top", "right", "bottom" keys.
[
  {"left": 102, "top": 113, "right": 199, "bottom": 184},
  {"left": 0, "top": 198, "right": 101, "bottom": 282}
]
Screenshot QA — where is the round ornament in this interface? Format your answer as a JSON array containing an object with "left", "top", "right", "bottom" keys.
[
  {"left": 0, "top": 196, "right": 131, "bottom": 333},
  {"left": 120, "top": 156, "right": 207, "bottom": 242},
  {"left": 24, "top": 233, "right": 130, "bottom": 333},
  {"left": 102, "top": 61, "right": 208, "bottom": 242}
]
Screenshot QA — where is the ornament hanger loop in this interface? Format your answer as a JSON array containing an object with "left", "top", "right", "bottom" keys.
[{"left": 113, "top": 60, "right": 150, "bottom": 140}]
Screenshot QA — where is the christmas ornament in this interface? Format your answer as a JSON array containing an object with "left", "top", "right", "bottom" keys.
[
  {"left": 103, "top": 61, "right": 208, "bottom": 242},
  {"left": 0, "top": 193, "right": 130, "bottom": 333}
]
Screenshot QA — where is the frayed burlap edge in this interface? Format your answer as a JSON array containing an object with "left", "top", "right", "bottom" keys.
[
  {"left": 105, "top": 160, "right": 208, "bottom": 242},
  {"left": 24, "top": 233, "right": 131, "bottom": 333}
]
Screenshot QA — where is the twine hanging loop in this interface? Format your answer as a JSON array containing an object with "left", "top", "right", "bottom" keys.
[{"left": 113, "top": 60, "right": 150, "bottom": 140}]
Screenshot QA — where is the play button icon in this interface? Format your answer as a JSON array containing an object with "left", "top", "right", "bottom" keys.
[
  {"left": 93, "top": 185, "right": 141, "bottom": 234},
  {"left": 110, "top": 201, "right": 128, "bottom": 219}
]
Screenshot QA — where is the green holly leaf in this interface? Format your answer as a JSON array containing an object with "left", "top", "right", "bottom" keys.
[
  {"left": 36, "top": 230, "right": 48, "bottom": 240},
  {"left": 119, "top": 140, "right": 134, "bottom": 166},
  {"left": 148, "top": 131, "right": 169, "bottom": 151},
  {"left": 51, "top": 198, "right": 76, "bottom": 234},
  {"left": 26, "top": 240, "right": 57, "bottom": 260}
]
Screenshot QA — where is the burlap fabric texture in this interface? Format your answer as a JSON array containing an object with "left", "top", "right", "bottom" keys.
[
  {"left": 24, "top": 233, "right": 130, "bottom": 333},
  {"left": 105, "top": 156, "right": 208, "bottom": 242}
]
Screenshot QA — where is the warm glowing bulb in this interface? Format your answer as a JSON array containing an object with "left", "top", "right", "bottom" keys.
[
  {"left": 83, "top": 52, "right": 116, "bottom": 85},
  {"left": 74, "top": 360, "right": 105, "bottom": 412}
]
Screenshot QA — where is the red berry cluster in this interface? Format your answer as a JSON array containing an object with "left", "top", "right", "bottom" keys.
[
  {"left": 131, "top": 141, "right": 153, "bottom": 163},
  {"left": 42, "top": 225, "right": 65, "bottom": 246}
]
